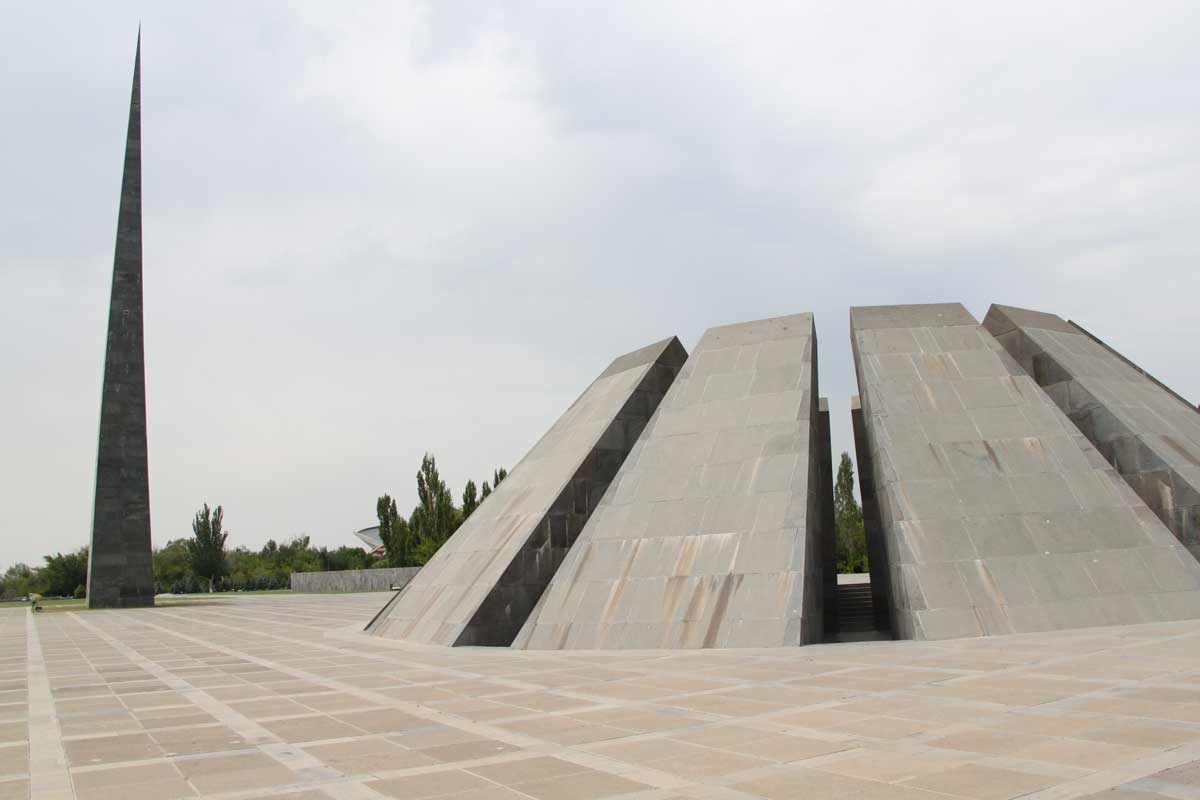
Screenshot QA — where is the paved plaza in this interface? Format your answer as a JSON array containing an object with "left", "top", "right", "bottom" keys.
[{"left": 4, "top": 593, "right": 1200, "bottom": 799}]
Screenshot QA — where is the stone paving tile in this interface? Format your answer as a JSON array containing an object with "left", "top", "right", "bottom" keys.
[
  {"left": 466, "top": 754, "right": 592, "bottom": 784},
  {"left": 71, "top": 762, "right": 196, "bottom": 800},
  {"left": 0, "top": 744, "right": 27, "bottom": 776},
  {"left": 0, "top": 780, "right": 29, "bottom": 800},
  {"left": 257, "top": 713, "right": 364, "bottom": 743},
  {"left": 927, "top": 728, "right": 1049, "bottom": 755},
  {"left": 63, "top": 732, "right": 163, "bottom": 767},
  {"left": 332, "top": 707, "right": 428, "bottom": 734},
  {"left": 147, "top": 724, "right": 249, "bottom": 757},
  {"left": 517, "top": 769, "right": 650, "bottom": 799},
  {"left": 419, "top": 738, "right": 523, "bottom": 763},
  {"left": 9, "top": 595, "right": 1200, "bottom": 798},
  {"left": 175, "top": 751, "right": 301, "bottom": 793},
  {"left": 305, "top": 737, "right": 437, "bottom": 775},
  {"left": 1079, "top": 722, "right": 1200, "bottom": 749},
  {"left": 902, "top": 763, "right": 1056, "bottom": 799},
  {"left": 1009, "top": 737, "right": 1153, "bottom": 769},
  {"left": 367, "top": 768, "right": 494, "bottom": 797}
]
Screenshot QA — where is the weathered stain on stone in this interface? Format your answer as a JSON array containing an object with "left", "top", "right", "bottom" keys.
[
  {"left": 702, "top": 573, "right": 743, "bottom": 648},
  {"left": 1162, "top": 435, "right": 1200, "bottom": 469}
]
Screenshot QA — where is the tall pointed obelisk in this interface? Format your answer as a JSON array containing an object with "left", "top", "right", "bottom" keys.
[{"left": 87, "top": 31, "right": 155, "bottom": 608}]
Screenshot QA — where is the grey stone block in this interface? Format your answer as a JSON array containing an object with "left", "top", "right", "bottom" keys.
[
  {"left": 291, "top": 567, "right": 420, "bottom": 593},
  {"left": 852, "top": 395, "right": 894, "bottom": 633},
  {"left": 985, "top": 304, "right": 1200, "bottom": 562},
  {"left": 850, "top": 303, "right": 1200, "bottom": 640},
  {"left": 818, "top": 398, "right": 837, "bottom": 637},
  {"left": 516, "top": 313, "right": 828, "bottom": 649},
  {"left": 368, "top": 336, "right": 687, "bottom": 646},
  {"left": 88, "top": 35, "right": 154, "bottom": 609}
]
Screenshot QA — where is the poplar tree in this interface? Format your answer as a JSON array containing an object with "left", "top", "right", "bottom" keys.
[
  {"left": 411, "top": 454, "right": 458, "bottom": 564},
  {"left": 376, "top": 494, "right": 414, "bottom": 567},
  {"left": 187, "top": 504, "right": 228, "bottom": 592},
  {"left": 833, "top": 453, "right": 869, "bottom": 573},
  {"left": 461, "top": 480, "right": 479, "bottom": 520}
]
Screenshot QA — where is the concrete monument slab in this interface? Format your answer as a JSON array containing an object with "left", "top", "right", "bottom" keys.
[
  {"left": 516, "top": 313, "right": 828, "bottom": 649},
  {"left": 985, "top": 304, "right": 1200, "bottom": 562},
  {"left": 368, "top": 337, "right": 686, "bottom": 646},
  {"left": 851, "top": 303, "right": 1200, "bottom": 640}
]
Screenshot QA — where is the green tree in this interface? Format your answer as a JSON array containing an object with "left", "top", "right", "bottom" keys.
[
  {"left": 317, "top": 545, "right": 372, "bottom": 572},
  {"left": 187, "top": 504, "right": 228, "bottom": 592},
  {"left": 153, "top": 539, "right": 191, "bottom": 593},
  {"left": 834, "top": 453, "right": 869, "bottom": 573},
  {"left": 0, "top": 562, "right": 43, "bottom": 599},
  {"left": 478, "top": 466, "right": 507, "bottom": 504},
  {"left": 43, "top": 548, "right": 88, "bottom": 597},
  {"left": 410, "top": 454, "right": 459, "bottom": 565},
  {"left": 461, "top": 480, "right": 479, "bottom": 520},
  {"left": 374, "top": 459, "right": 510, "bottom": 568},
  {"left": 377, "top": 494, "right": 415, "bottom": 567}
]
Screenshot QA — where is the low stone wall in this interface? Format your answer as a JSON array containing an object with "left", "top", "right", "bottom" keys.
[{"left": 290, "top": 567, "right": 421, "bottom": 594}]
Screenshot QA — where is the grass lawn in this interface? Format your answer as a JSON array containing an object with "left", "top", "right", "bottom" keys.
[
  {"left": 172, "top": 589, "right": 393, "bottom": 597},
  {"left": 0, "top": 597, "right": 229, "bottom": 612},
  {"left": 171, "top": 589, "right": 294, "bottom": 597},
  {"left": 0, "top": 597, "right": 84, "bottom": 609},
  {"left": 1, "top": 588, "right": 393, "bottom": 611}
]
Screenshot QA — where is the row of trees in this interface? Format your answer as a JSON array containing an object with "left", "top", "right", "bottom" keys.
[
  {"left": 373, "top": 450, "right": 866, "bottom": 572},
  {"left": 375, "top": 454, "right": 507, "bottom": 567},
  {"left": 0, "top": 532, "right": 380, "bottom": 599},
  {"left": 153, "top": 534, "right": 377, "bottom": 593},
  {"left": 0, "top": 451, "right": 510, "bottom": 600},
  {"left": 0, "top": 549, "right": 90, "bottom": 599},
  {"left": 2, "top": 450, "right": 863, "bottom": 600}
]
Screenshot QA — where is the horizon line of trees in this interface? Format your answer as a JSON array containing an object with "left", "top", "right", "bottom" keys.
[
  {"left": 0, "top": 451, "right": 509, "bottom": 600},
  {"left": 0, "top": 533, "right": 384, "bottom": 599},
  {"left": 2, "top": 450, "right": 864, "bottom": 599}
]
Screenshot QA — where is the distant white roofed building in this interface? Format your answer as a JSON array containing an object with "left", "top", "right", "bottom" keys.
[{"left": 353, "top": 525, "right": 386, "bottom": 557}]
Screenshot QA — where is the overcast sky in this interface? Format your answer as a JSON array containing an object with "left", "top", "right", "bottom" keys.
[{"left": 3, "top": 1, "right": 1199, "bottom": 568}]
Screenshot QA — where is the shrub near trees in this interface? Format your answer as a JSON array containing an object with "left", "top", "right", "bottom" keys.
[{"left": 43, "top": 549, "right": 89, "bottom": 598}]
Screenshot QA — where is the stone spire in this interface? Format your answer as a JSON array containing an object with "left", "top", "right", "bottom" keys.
[{"left": 87, "top": 31, "right": 155, "bottom": 608}]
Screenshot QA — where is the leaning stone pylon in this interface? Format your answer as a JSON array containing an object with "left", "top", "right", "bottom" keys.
[
  {"left": 368, "top": 337, "right": 687, "bottom": 645},
  {"left": 984, "top": 304, "right": 1200, "bottom": 563},
  {"left": 850, "top": 303, "right": 1200, "bottom": 639},
  {"left": 516, "top": 313, "right": 827, "bottom": 650},
  {"left": 87, "top": 32, "right": 155, "bottom": 608}
]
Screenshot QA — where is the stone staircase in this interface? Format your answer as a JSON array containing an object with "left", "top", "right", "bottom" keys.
[{"left": 832, "top": 577, "right": 890, "bottom": 642}]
